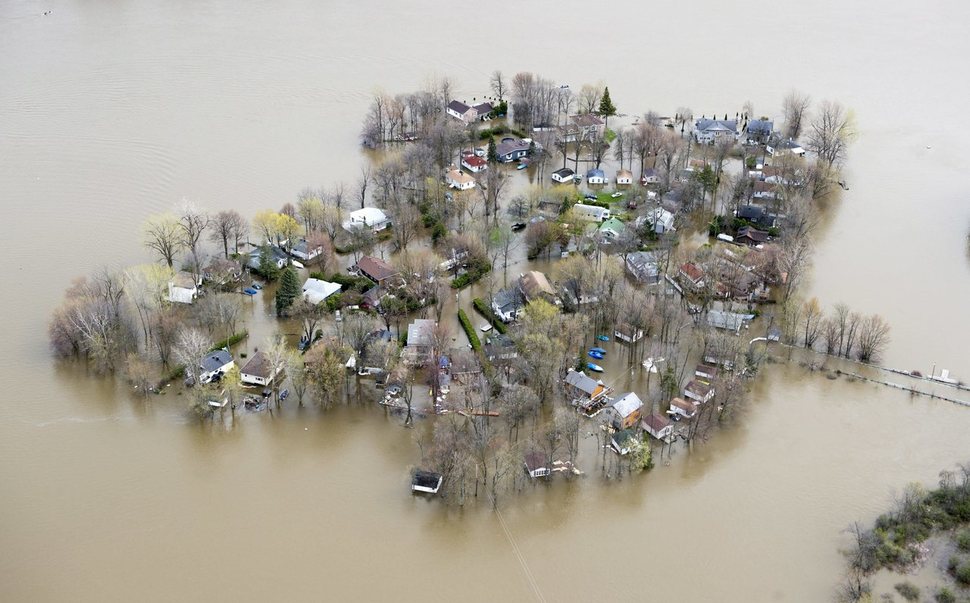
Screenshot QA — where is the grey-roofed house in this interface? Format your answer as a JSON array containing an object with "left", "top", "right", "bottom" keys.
[
  {"left": 483, "top": 333, "right": 518, "bottom": 363},
  {"left": 240, "top": 350, "right": 282, "bottom": 386},
  {"left": 736, "top": 205, "right": 776, "bottom": 229},
  {"left": 586, "top": 168, "right": 607, "bottom": 184},
  {"left": 564, "top": 369, "right": 613, "bottom": 414},
  {"left": 640, "top": 167, "right": 658, "bottom": 185},
  {"left": 491, "top": 288, "right": 525, "bottom": 323},
  {"left": 446, "top": 100, "right": 491, "bottom": 123},
  {"left": 745, "top": 119, "right": 774, "bottom": 144},
  {"left": 247, "top": 246, "right": 289, "bottom": 272},
  {"left": 199, "top": 349, "right": 234, "bottom": 385},
  {"left": 611, "top": 392, "right": 644, "bottom": 430},
  {"left": 354, "top": 255, "right": 400, "bottom": 286},
  {"left": 290, "top": 238, "right": 323, "bottom": 261},
  {"left": 694, "top": 118, "right": 739, "bottom": 144},
  {"left": 610, "top": 428, "right": 640, "bottom": 455},
  {"left": 626, "top": 251, "right": 660, "bottom": 284},
  {"left": 736, "top": 226, "right": 770, "bottom": 246},
  {"left": 495, "top": 137, "right": 530, "bottom": 163},
  {"left": 706, "top": 310, "right": 755, "bottom": 333},
  {"left": 404, "top": 319, "right": 436, "bottom": 365},
  {"left": 447, "top": 348, "right": 482, "bottom": 384},
  {"left": 551, "top": 167, "right": 575, "bottom": 183},
  {"left": 766, "top": 136, "right": 806, "bottom": 157}
]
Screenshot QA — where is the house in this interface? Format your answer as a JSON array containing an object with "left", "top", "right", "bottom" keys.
[
  {"left": 571, "top": 203, "right": 610, "bottom": 222},
  {"left": 404, "top": 319, "right": 436, "bottom": 366},
  {"left": 569, "top": 113, "right": 605, "bottom": 140},
  {"left": 736, "top": 226, "right": 769, "bottom": 246},
  {"left": 247, "top": 246, "right": 289, "bottom": 271},
  {"left": 168, "top": 271, "right": 201, "bottom": 304},
  {"left": 611, "top": 428, "right": 639, "bottom": 455},
  {"left": 695, "top": 363, "right": 718, "bottom": 380},
  {"left": 564, "top": 369, "right": 613, "bottom": 413},
  {"left": 640, "top": 168, "right": 658, "bottom": 185},
  {"left": 302, "top": 278, "right": 341, "bottom": 305},
  {"left": 483, "top": 333, "right": 518, "bottom": 363},
  {"left": 616, "top": 169, "right": 633, "bottom": 185},
  {"left": 614, "top": 322, "right": 644, "bottom": 343},
  {"left": 343, "top": 207, "right": 391, "bottom": 232},
  {"left": 642, "top": 413, "right": 673, "bottom": 440},
  {"left": 446, "top": 100, "right": 492, "bottom": 123},
  {"left": 198, "top": 349, "right": 234, "bottom": 385},
  {"left": 745, "top": 119, "right": 774, "bottom": 144},
  {"left": 446, "top": 168, "right": 476, "bottom": 190},
  {"left": 524, "top": 452, "right": 551, "bottom": 478},
  {"left": 290, "top": 238, "right": 324, "bottom": 261},
  {"left": 491, "top": 287, "right": 525, "bottom": 323},
  {"left": 354, "top": 255, "right": 400, "bottom": 286},
  {"left": 684, "top": 380, "right": 715, "bottom": 404},
  {"left": 461, "top": 152, "right": 488, "bottom": 173},
  {"left": 706, "top": 310, "right": 755, "bottom": 333},
  {"left": 694, "top": 118, "right": 739, "bottom": 144},
  {"left": 598, "top": 217, "right": 627, "bottom": 242},
  {"left": 495, "top": 137, "right": 530, "bottom": 163},
  {"left": 448, "top": 348, "right": 482, "bottom": 384},
  {"left": 240, "top": 350, "right": 282, "bottom": 387},
  {"left": 736, "top": 205, "right": 775, "bottom": 229},
  {"left": 639, "top": 207, "right": 675, "bottom": 234},
  {"left": 411, "top": 470, "right": 443, "bottom": 494},
  {"left": 626, "top": 251, "right": 660, "bottom": 284},
  {"left": 586, "top": 168, "right": 607, "bottom": 185},
  {"left": 551, "top": 167, "right": 575, "bottom": 183},
  {"left": 752, "top": 181, "right": 778, "bottom": 201},
  {"left": 669, "top": 397, "right": 698, "bottom": 419},
  {"left": 518, "top": 270, "right": 557, "bottom": 304},
  {"left": 611, "top": 392, "right": 644, "bottom": 430},
  {"left": 766, "top": 136, "right": 806, "bottom": 157},
  {"left": 762, "top": 165, "right": 801, "bottom": 186},
  {"left": 679, "top": 262, "right": 706, "bottom": 289}
]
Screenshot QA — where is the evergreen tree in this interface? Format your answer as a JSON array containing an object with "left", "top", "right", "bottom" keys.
[
  {"left": 487, "top": 137, "right": 497, "bottom": 163},
  {"left": 598, "top": 86, "right": 617, "bottom": 130},
  {"left": 258, "top": 245, "right": 280, "bottom": 280},
  {"left": 275, "top": 265, "right": 301, "bottom": 316}
]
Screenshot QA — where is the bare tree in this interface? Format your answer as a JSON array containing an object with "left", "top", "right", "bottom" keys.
[
  {"left": 856, "top": 314, "right": 891, "bottom": 363},
  {"left": 144, "top": 214, "right": 183, "bottom": 268},
  {"left": 209, "top": 210, "right": 247, "bottom": 258},
  {"left": 781, "top": 90, "right": 811, "bottom": 140},
  {"left": 489, "top": 70, "right": 506, "bottom": 101},
  {"left": 177, "top": 200, "right": 210, "bottom": 275},
  {"left": 174, "top": 327, "right": 212, "bottom": 384},
  {"left": 577, "top": 84, "right": 601, "bottom": 114},
  {"left": 356, "top": 165, "right": 372, "bottom": 209},
  {"left": 806, "top": 99, "right": 853, "bottom": 167},
  {"left": 801, "top": 297, "right": 823, "bottom": 349}
]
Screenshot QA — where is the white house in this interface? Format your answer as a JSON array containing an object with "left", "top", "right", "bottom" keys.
[
  {"left": 240, "top": 350, "right": 282, "bottom": 386},
  {"left": 302, "top": 278, "right": 341, "bottom": 305},
  {"left": 694, "top": 118, "right": 739, "bottom": 144},
  {"left": 669, "top": 397, "right": 698, "bottom": 419},
  {"left": 625, "top": 251, "right": 659, "bottom": 284},
  {"left": 616, "top": 169, "right": 634, "bottom": 185},
  {"left": 640, "top": 168, "right": 659, "bottom": 185},
  {"left": 491, "top": 288, "right": 524, "bottom": 323},
  {"left": 168, "top": 271, "right": 201, "bottom": 304},
  {"left": 198, "top": 350, "right": 234, "bottom": 385},
  {"left": 446, "top": 168, "right": 476, "bottom": 190},
  {"left": 684, "top": 380, "right": 715, "bottom": 404},
  {"left": 551, "top": 167, "right": 575, "bottom": 183},
  {"left": 639, "top": 207, "right": 675, "bottom": 234},
  {"left": 571, "top": 203, "right": 610, "bottom": 222},
  {"left": 290, "top": 238, "right": 323, "bottom": 262},
  {"left": 343, "top": 207, "right": 391, "bottom": 232},
  {"left": 446, "top": 100, "right": 492, "bottom": 123},
  {"left": 614, "top": 322, "right": 644, "bottom": 343},
  {"left": 524, "top": 452, "right": 551, "bottom": 478},
  {"left": 586, "top": 168, "right": 607, "bottom": 185},
  {"left": 641, "top": 413, "right": 673, "bottom": 440},
  {"left": 460, "top": 152, "right": 488, "bottom": 173},
  {"left": 766, "top": 137, "right": 806, "bottom": 157}
]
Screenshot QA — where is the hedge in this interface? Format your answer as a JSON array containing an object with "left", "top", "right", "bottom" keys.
[
  {"left": 472, "top": 298, "right": 508, "bottom": 334},
  {"left": 457, "top": 309, "right": 482, "bottom": 352},
  {"left": 210, "top": 331, "right": 248, "bottom": 352},
  {"left": 450, "top": 259, "right": 492, "bottom": 289}
]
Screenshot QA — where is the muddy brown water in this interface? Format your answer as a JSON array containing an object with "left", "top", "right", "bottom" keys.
[{"left": 2, "top": 0, "right": 970, "bottom": 600}]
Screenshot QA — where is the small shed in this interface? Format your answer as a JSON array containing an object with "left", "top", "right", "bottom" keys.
[
  {"left": 411, "top": 470, "right": 443, "bottom": 494},
  {"left": 240, "top": 350, "right": 281, "bottom": 387},
  {"left": 642, "top": 413, "right": 673, "bottom": 440},
  {"left": 524, "top": 452, "right": 550, "bottom": 478}
]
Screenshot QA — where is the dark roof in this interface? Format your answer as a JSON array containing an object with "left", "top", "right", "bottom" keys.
[
  {"left": 472, "top": 102, "right": 493, "bottom": 114},
  {"left": 412, "top": 470, "right": 443, "bottom": 488},
  {"left": 553, "top": 167, "right": 575, "bottom": 177},
  {"left": 447, "top": 100, "right": 471, "bottom": 114},
  {"left": 200, "top": 350, "right": 232, "bottom": 373},
  {"left": 493, "top": 288, "right": 524, "bottom": 313},
  {"left": 737, "top": 226, "right": 769, "bottom": 243},
  {"left": 737, "top": 205, "right": 767, "bottom": 221},
  {"left": 642, "top": 413, "right": 671, "bottom": 432},
  {"left": 524, "top": 451, "right": 547, "bottom": 472},
  {"left": 570, "top": 113, "right": 604, "bottom": 127},
  {"left": 747, "top": 119, "right": 773, "bottom": 134},
  {"left": 241, "top": 351, "right": 275, "bottom": 379},
  {"left": 356, "top": 255, "right": 399, "bottom": 282},
  {"left": 496, "top": 137, "right": 530, "bottom": 157}
]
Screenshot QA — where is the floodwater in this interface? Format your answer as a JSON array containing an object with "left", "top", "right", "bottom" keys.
[{"left": 2, "top": 0, "right": 970, "bottom": 601}]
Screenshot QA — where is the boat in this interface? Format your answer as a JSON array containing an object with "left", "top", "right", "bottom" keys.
[
  {"left": 590, "top": 347, "right": 606, "bottom": 354},
  {"left": 597, "top": 335, "right": 610, "bottom": 342},
  {"left": 243, "top": 287, "right": 258, "bottom": 296},
  {"left": 480, "top": 324, "right": 493, "bottom": 333},
  {"left": 587, "top": 363, "right": 604, "bottom": 373},
  {"left": 588, "top": 351, "right": 604, "bottom": 360},
  {"left": 516, "top": 162, "right": 528, "bottom": 170},
  {"left": 511, "top": 222, "right": 526, "bottom": 232},
  {"left": 291, "top": 260, "right": 305, "bottom": 269}
]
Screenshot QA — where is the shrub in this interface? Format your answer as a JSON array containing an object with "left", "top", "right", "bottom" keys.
[
  {"left": 457, "top": 309, "right": 481, "bottom": 352},
  {"left": 935, "top": 587, "right": 956, "bottom": 603},
  {"left": 957, "top": 529, "right": 970, "bottom": 551},
  {"left": 451, "top": 258, "right": 491, "bottom": 289},
  {"left": 956, "top": 561, "right": 970, "bottom": 585},
  {"left": 210, "top": 331, "right": 248, "bottom": 352},
  {"left": 894, "top": 581, "right": 920, "bottom": 601},
  {"left": 472, "top": 298, "right": 508, "bottom": 334}
]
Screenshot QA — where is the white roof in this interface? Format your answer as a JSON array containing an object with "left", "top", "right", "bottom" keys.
[
  {"left": 302, "top": 278, "right": 341, "bottom": 304},
  {"left": 612, "top": 392, "right": 643, "bottom": 418},
  {"left": 347, "top": 207, "right": 388, "bottom": 226}
]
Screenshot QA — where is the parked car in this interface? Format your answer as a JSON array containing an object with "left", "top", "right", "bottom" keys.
[{"left": 511, "top": 222, "right": 526, "bottom": 232}]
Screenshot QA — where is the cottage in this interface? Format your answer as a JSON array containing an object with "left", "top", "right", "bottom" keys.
[
  {"left": 491, "top": 287, "right": 525, "bottom": 323},
  {"left": 694, "top": 118, "right": 739, "bottom": 144},
  {"left": 524, "top": 452, "right": 551, "bottom": 478},
  {"left": 495, "top": 137, "right": 531, "bottom": 163},
  {"left": 290, "top": 238, "right": 324, "bottom": 261},
  {"left": 611, "top": 392, "right": 644, "bottom": 430},
  {"left": 551, "top": 167, "right": 576, "bottom": 183},
  {"left": 448, "top": 348, "right": 482, "bottom": 384},
  {"left": 669, "top": 397, "right": 698, "bottom": 419},
  {"left": 735, "top": 226, "right": 769, "bottom": 246},
  {"left": 354, "top": 255, "right": 400, "bottom": 286},
  {"left": 736, "top": 205, "right": 775, "bottom": 229},
  {"left": 564, "top": 369, "right": 613, "bottom": 413},
  {"left": 569, "top": 113, "right": 605, "bottom": 140},
  {"left": 518, "top": 270, "right": 557, "bottom": 304},
  {"left": 411, "top": 470, "right": 443, "bottom": 494},
  {"left": 445, "top": 100, "right": 492, "bottom": 123},
  {"left": 586, "top": 168, "right": 607, "bottom": 185},
  {"left": 483, "top": 333, "right": 518, "bottom": 363},
  {"left": 460, "top": 152, "right": 488, "bottom": 173},
  {"left": 695, "top": 363, "right": 718, "bottom": 380},
  {"left": 766, "top": 136, "right": 806, "bottom": 157},
  {"left": 752, "top": 181, "right": 778, "bottom": 201},
  {"left": 679, "top": 262, "right": 706, "bottom": 289},
  {"left": 745, "top": 119, "right": 774, "bottom": 144},
  {"left": 598, "top": 217, "right": 627, "bottom": 242},
  {"left": 684, "top": 380, "right": 715, "bottom": 404},
  {"left": 199, "top": 349, "right": 234, "bottom": 385},
  {"left": 616, "top": 169, "right": 633, "bottom": 185},
  {"left": 625, "top": 251, "right": 660, "bottom": 285},
  {"left": 614, "top": 322, "right": 644, "bottom": 343},
  {"left": 240, "top": 350, "right": 282, "bottom": 386},
  {"left": 446, "top": 168, "right": 476, "bottom": 190},
  {"left": 168, "top": 271, "right": 201, "bottom": 304},
  {"left": 641, "top": 413, "right": 673, "bottom": 440},
  {"left": 404, "top": 318, "right": 436, "bottom": 365},
  {"left": 302, "top": 278, "right": 341, "bottom": 305},
  {"left": 343, "top": 207, "right": 391, "bottom": 232},
  {"left": 706, "top": 310, "right": 754, "bottom": 333},
  {"left": 571, "top": 203, "right": 610, "bottom": 222},
  {"left": 640, "top": 167, "right": 659, "bottom": 185},
  {"left": 611, "top": 428, "right": 640, "bottom": 455},
  {"left": 247, "top": 245, "right": 289, "bottom": 271},
  {"left": 640, "top": 207, "right": 675, "bottom": 234}
]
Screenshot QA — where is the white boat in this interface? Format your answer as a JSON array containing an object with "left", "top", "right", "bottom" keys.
[
  {"left": 480, "top": 324, "right": 493, "bottom": 333},
  {"left": 291, "top": 260, "right": 305, "bottom": 269}
]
